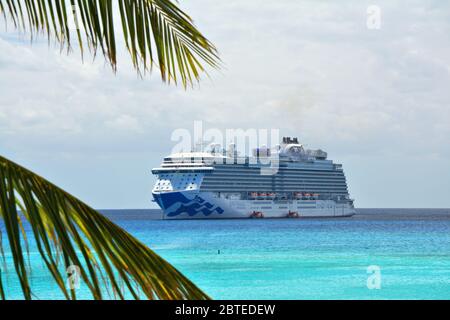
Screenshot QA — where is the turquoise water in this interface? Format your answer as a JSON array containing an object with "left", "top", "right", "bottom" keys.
[{"left": 1, "top": 209, "right": 450, "bottom": 299}]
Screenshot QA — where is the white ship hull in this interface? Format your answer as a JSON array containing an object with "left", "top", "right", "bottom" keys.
[{"left": 152, "top": 190, "right": 355, "bottom": 219}]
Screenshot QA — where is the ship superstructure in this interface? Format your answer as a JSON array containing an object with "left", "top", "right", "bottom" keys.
[{"left": 152, "top": 137, "right": 355, "bottom": 219}]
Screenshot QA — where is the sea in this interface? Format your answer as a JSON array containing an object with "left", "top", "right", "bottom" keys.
[{"left": 1, "top": 208, "right": 450, "bottom": 300}]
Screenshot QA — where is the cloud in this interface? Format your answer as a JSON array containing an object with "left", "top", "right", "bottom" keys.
[{"left": 105, "top": 114, "right": 144, "bottom": 133}]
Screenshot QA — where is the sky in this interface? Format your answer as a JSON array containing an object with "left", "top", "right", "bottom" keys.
[{"left": 1, "top": 0, "right": 450, "bottom": 209}]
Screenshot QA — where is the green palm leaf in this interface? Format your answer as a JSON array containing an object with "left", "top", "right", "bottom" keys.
[
  {"left": 0, "top": 0, "right": 220, "bottom": 87},
  {"left": 0, "top": 155, "right": 210, "bottom": 300}
]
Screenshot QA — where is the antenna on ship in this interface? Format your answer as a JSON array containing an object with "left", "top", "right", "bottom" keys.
[
  {"left": 193, "top": 139, "right": 209, "bottom": 152},
  {"left": 282, "top": 136, "right": 300, "bottom": 144}
]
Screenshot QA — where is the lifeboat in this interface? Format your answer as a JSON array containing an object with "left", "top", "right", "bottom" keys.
[
  {"left": 287, "top": 211, "right": 299, "bottom": 218},
  {"left": 294, "top": 192, "right": 303, "bottom": 199},
  {"left": 250, "top": 211, "right": 264, "bottom": 218}
]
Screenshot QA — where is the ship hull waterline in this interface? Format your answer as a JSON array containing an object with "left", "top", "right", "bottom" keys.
[{"left": 152, "top": 190, "right": 356, "bottom": 220}]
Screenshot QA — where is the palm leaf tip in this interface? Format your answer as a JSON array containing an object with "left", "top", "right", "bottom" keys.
[
  {"left": 0, "top": 155, "right": 210, "bottom": 300},
  {"left": 0, "top": 0, "right": 220, "bottom": 87}
]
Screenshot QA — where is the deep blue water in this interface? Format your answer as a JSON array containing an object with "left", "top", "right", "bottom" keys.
[{"left": 1, "top": 209, "right": 450, "bottom": 299}]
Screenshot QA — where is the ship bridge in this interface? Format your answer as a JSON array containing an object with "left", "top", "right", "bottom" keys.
[{"left": 152, "top": 152, "right": 222, "bottom": 193}]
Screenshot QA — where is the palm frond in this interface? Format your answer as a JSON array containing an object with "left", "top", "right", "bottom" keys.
[
  {"left": 0, "top": 0, "right": 220, "bottom": 87},
  {"left": 0, "top": 155, "right": 210, "bottom": 300}
]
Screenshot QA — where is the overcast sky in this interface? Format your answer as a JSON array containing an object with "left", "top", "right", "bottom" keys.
[{"left": 1, "top": 0, "right": 449, "bottom": 209}]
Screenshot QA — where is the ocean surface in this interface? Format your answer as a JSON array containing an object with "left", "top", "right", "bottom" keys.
[{"left": 1, "top": 208, "right": 450, "bottom": 300}]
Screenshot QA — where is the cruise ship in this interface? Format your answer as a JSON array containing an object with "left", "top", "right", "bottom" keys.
[{"left": 151, "top": 137, "right": 355, "bottom": 219}]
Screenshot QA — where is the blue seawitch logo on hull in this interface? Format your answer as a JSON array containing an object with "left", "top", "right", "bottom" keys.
[{"left": 153, "top": 192, "right": 224, "bottom": 217}]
